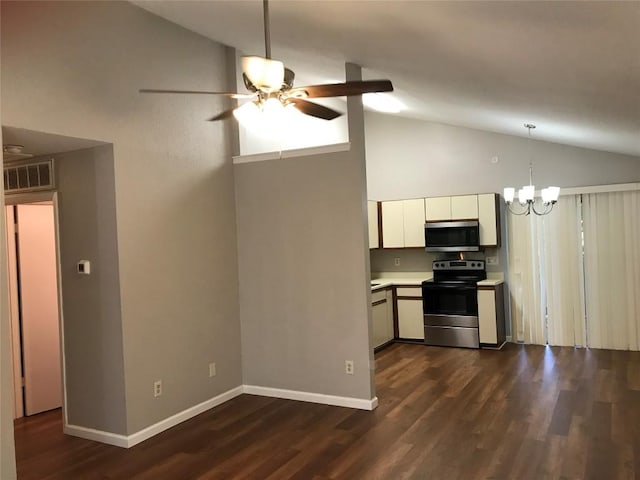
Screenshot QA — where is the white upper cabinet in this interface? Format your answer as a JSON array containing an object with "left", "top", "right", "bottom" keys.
[
  {"left": 425, "top": 196, "right": 452, "bottom": 221},
  {"left": 381, "top": 200, "right": 404, "bottom": 248},
  {"left": 426, "top": 195, "right": 478, "bottom": 221},
  {"left": 368, "top": 201, "right": 380, "bottom": 249},
  {"left": 451, "top": 195, "right": 478, "bottom": 219},
  {"left": 381, "top": 199, "right": 425, "bottom": 248},
  {"left": 382, "top": 193, "right": 500, "bottom": 249},
  {"left": 478, "top": 193, "right": 499, "bottom": 247},
  {"left": 403, "top": 199, "right": 426, "bottom": 247}
]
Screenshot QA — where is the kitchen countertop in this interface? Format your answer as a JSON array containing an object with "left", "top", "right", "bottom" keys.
[
  {"left": 371, "top": 271, "right": 504, "bottom": 290},
  {"left": 477, "top": 273, "right": 505, "bottom": 286},
  {"left": 371, "top": 272, "right": 433, "bottom": 291}
]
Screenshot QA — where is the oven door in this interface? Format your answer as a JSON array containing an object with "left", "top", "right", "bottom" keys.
[{"left": 422, "top": 282, "right": 478, "bottom": 317}]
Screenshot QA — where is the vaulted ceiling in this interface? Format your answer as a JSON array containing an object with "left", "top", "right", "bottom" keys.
[{"left": 134, "top": 0, "right": 640, "bottom": 157}]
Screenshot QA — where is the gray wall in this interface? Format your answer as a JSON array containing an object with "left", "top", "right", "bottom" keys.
[
  {"left": 54, "top": 146, "right": 127, "bottom": 433},
  {"left": 1, "top": 1, "right": 242, "bottom": 436},
  {"left": 234, "top": 149, "right": 374, "bottom": 401},
  {"left": 365, "top": 112, "right": 640, "bottom": 201}
]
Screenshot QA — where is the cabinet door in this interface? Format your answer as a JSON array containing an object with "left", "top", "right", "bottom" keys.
[
  {"left": 451, "top": 195, "right": 478, "bottom": 219},
  {"left": 425, "top": 197, "right": 452, "bottom": 221},
  {"left": 372, "top": 301, "right": 388, "bottom": 348},
  {"left": 367, "top": 201, "right": 380, "bottom": 249},
  {"left": 381, "top": 201, "right": 404, "bottom": 248},
  {"left": 478, "top": 289, "right": 497, "bottom": 344},
  {"left": 397, "top": 299, "right": 424, "bottom": 339},
  {"left": 478, "top": 193, "right": 499, "bottom": 247},
  {"left": 403, "top": 199, "right": 426, "bottom": 247},
  {"left": 384, "top": 289, "right": 394, "bottom": 343}
]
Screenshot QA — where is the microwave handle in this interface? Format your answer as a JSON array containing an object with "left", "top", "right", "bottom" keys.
[{"left": 424, "top": 221, "right": 479, "bottom": 228}]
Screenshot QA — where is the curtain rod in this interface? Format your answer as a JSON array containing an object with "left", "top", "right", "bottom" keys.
[{"left": 559, "top": 182, "right": 640, "bottom": 196}]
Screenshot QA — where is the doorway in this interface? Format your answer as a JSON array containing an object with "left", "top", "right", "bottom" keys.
[{"left": 4, "top": 195, "right": 64, "bottom": 419}]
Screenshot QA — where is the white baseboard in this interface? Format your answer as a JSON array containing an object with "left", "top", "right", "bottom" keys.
[
  {"left": 64, "top": 384, "right": 377, "bottom": 448},
  {"left": 64, "top": 424, "right": 130, "bottom": 448},
  {"left": 126, "top": 385, "right": 244, "bottom": 447},
  {"left": 506, "top": 335, "right": 513, "bottom": 342},
  {"left": 64, "top": 385, "right": 244, "bottom": 448},
  {"left": 243, "top": 385, "right": 378, "bottom": 411}
]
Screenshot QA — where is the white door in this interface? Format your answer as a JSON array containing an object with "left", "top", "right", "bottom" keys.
[
  {"left": 5, "top": 206, "right": 24, "bottom": 418},
  {"left": 15, "top": 203, "right": 62, "bottom": 415}
]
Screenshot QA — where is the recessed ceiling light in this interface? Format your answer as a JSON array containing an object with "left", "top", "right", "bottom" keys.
[{"left": 362, "top": 92, "right": 405, "bottom": 113}]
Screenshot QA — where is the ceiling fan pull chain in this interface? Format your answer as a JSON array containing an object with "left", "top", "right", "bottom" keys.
[{"left": 263, "top": 0, "right": 271, "bottom": 59}]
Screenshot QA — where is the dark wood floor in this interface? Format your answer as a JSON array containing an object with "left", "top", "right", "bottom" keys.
[{"left": 15, "top": 343, "right": 640, "bottom": 479}]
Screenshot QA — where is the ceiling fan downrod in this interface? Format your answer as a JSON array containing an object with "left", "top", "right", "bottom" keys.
[{"left": 263, "top": 0, "right": 271, "bottom": 59}]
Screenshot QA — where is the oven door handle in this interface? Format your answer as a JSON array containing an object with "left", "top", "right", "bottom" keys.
[{"left": 422, "top": 284, "right": 477, "bottom": 291}]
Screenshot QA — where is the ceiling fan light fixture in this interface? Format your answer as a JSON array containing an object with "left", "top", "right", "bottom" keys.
[
  {"left": 262, "top": 97, "right": 288, "bottom": 120},
  {"left": 242, "top": 56, "right": 284, "bottom": 93},
  {"left": 362, "top": 92, "right": 404, "bottom": 113},
  {"left": 233, "top": 100, "right": 261, "bottom": 126}
]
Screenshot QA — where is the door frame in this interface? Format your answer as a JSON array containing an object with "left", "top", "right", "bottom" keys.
[{"left": 5, "top": 190, "right": 67, "bottom": 423}]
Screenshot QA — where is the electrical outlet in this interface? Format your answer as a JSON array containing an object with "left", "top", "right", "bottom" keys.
[
  {"left": 345, "top": 360, "right": 354, "bottom": 375},
  {"left": 486, "top": 256, "right": 498, "bottom": 265},
  {"left": 153, "top": 380, "right": 162, "bottom": 398},
  {"left": 209, "top": 362, "right": 216, "bottom": 378},
  {"left": 394, "top": 257, "right": 400, "bottom": 267}
]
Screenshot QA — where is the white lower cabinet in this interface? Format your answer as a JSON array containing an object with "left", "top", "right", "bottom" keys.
[
  {"left": 397, "top": 298, "right": 424, "bottom": 340},
  {"left": 372, "top": 301, "right": 388, "bottom": 348},
  {"left": 372, "top": 288, "right": 394, "bottom": 348},
  {"left": 478, "top": 284, "right": 506, "bottom": 347}
]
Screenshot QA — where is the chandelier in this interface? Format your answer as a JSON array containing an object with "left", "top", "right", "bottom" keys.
[{"left": 503, "top": 124, "right": 560, "bottom": 216}]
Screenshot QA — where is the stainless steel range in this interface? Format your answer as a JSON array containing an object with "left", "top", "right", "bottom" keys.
[{"left": 421, "top": 259, "right": 486, "bottom": 348}]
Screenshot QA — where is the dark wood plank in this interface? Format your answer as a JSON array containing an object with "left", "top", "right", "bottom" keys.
[{"left": 14, "top": 342, "right": 640, "bottom": 479}]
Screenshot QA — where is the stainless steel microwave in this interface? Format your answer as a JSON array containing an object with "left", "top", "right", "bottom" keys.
[{"left": 424, "top": 220, "right": 480, "bottom": 252}]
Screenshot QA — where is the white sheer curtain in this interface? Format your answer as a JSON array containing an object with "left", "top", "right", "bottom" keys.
[
  {"left": 540, "top": 196, "right": 585, "bottom": 347},
  {"left": 507, "top": 196, "right": 583, "bottom": 346},
  {"left": 582, "top": 191, "right": 640, "bottom": 350},
  {"left": 507, "top": 208, "right": 545, "bottom": 344}
]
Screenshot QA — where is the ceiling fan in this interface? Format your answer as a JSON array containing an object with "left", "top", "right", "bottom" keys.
[{"left": 139, "top": 0, "right": 393, "bottom": 122}]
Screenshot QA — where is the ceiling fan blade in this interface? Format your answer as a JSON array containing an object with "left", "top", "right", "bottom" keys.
[
  {"left": 290, "top": 80, "right": 393, "bottom": 99},
  {"left": 288, "top": 98, "right": 342, "bottom": 120},
  {"left": 207, "top": 108, "right": 237, "bottom": 122},
  {"left": 139, "top": 88, "right": 254, "bottom": 99}
]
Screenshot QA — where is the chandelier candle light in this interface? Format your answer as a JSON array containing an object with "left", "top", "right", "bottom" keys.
[{"left": 503, "top": 124, "right": 560, "bottom": 216}]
